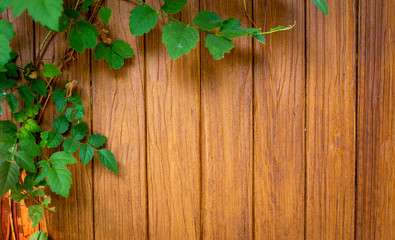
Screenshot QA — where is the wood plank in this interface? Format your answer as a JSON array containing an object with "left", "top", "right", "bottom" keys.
[
  {"left": 91, "top": 1, "right": 147, "bottom": 239},
  {"left": 253, "top": 0, "right": 305, "bottom": 239},
  {"left": 306, "top": 0, "right": 357, "bottom": 239},
  {"left": 146, "top": 0, "right": 200, "bottom": 239},
  {"left": 201, "top": 0, "right": 253, "bottom": 239},
  {"left": 356, "top": 0, "right": 395, "bottom": 239},
  {"left": 0, "top": 194, "right": 10, "bottom": 240}
]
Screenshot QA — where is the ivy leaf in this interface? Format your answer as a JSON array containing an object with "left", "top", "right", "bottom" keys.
[
  {"left": 0, "top": 121, "right": 17, "bottom": 135},
  {"left": 192, "top": 11, "right": 223, "bottom": 31},
  {"left": 162, "top": 21, "right": 199, "bottom": 59},
  {"left": 67, "top": 93, "right": 82, "bottom": 105},
  {"left": 219, "top": 18, "right": 256, "bottom": 39},
  {"left": 47, "top": 165, "right": 72, "bottom": 197},
  {"left": 34, "top": 161, "right": 50, "bottom": 185},
  {"left": 0, "top": 78, "right": 17, "bottom": 91},
  {"left": 111, "top": 40, "right": 134, "bottom": 59},
  {"left": 17, "top": 85, "right": 34, "bottom": 106},
  {"left": 62, "top": 138, "right": 80, "bottom": 154},
  {"left": 64, "top": 9, "right": 81, "bottom": 19},
  {"left": 94, "top": 42, "right": 111, "bottom": 60},
  {"left": 31, "top": 231, "right": 48, "bottom": 240},
  {"left": 312, "top": 0, "right": 328, "bottom": 15},
  {"left": 47, "top": 131, "right": 63, "bottom": 148},
  {"left": 98, "top": 149, "right": 118, "bottom": 174},
  {"left": 5, "top": 93, "right": 18, "bottom": 113},
  {"left": 68, "top": 21, "right": 98, "bottom": 53},
  {"left": 0, "top": 0, "right": 12, "bottom": 15},
  {"left": 58, "top": 14, "right": 71, "bottom": 33},
  {"left": 72, "top": 104, "right": 85, "bottom": 120},
  {"left": 14, "top": 151, "right": 36, "bottom": 172},
  {"left": 18, "top": 139, "right": 41, "bottom": 157},
  {"left": 0, "top": 35, "right": 12, "bottom": 72},
  {"left": 52, "top": 88, "right": 66, "bottom": 114},
  {"left": 0, "top": 20, "right": 16, "bottom": 40},
  {"left": 65, "top": 108, "right": 73, "bottom": 122},
  {"left": 0, "top": 161, "right": 19, "bottom": 196},
  {"left": 79, "top": 144, "right": 94, "bottom": 166},
  {"left": 88, "top": 134, "right": 107, "bottom": 148},
  {"left": 71, "top": 122, "right": 87, "bottom": 140},
  {"left": 81, "top": 0, "right": 93, "bottom": 10},
  {"left": 105, "top": 50, "right": 124, "bottom": 70},
  {"left": 24, "top": 119, "right": 42, "bottom": 133},
  {"left": 53, "top": 116, "right": 69, "bottom": 134},
  {"left": 0, "top": 133, "right": 16, "bottom": 152},
  {"left": 30, "top": 79, "right": 48, "bottom": 97},
  {"left": 99, "top": 7, "right": 112, "bottom": 25},
  {"left": 28, "top": 205, "right": 44, "bottom": 228},
  {"left": 205, "top": 34, "right": 234, "bottom": 60},
  {"left": 160, "top": 0, "right": 187, "bottom": 14},
  {"left": 14, "top": 110, "right": 27, "bottom": 123},
  {"left": 49, "top": 151, "right": 77, "bottom": 166},
  {"left": 129, "top": 5, "right": 158, "bottom": 36},
  {"left": 43, "top": 63, "right": 61, "bottom": 78}
]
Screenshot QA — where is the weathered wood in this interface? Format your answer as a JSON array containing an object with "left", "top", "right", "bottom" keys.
[
  {"left": 146, "top": 0, "right": 201, "bottom": 239},
  {"left": 253, "top": 0, "right": 305, "bottom": 239},
  {"left": 200, "top": 1, "right": 253, "bottom": 239},
  {"left": 306, "top": 0, "right": 357, "bottom": 239},
  {"left": 91, "top": 0, "right": 147, "bottom": 239},
  {"left": 357, "top": 0, "right": 395, "bottom": 239},
  {"left": 0, "top": 194, "right": 10, "bottom": 240}
]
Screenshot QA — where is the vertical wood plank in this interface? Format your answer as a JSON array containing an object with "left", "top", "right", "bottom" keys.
[
  {"left": 91, "top": 0, "right": 147, "bottom": 239},
  {"left": 306, "top": 0, "right": 357, "bottom": 239},
  {"left": 201, "top": 0, "right": 253, "bottom": 239},
  {"left": 146, "top": 0, "right": 201, "bottom": 239},
  {"left": 357, "top": 0, "right": 395, "bottom": 239},
  {"left": 253, "top": 0, "right": 305, "bottom": 239}
]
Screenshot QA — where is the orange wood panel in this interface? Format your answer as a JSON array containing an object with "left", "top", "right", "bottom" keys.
[
  {"left": 306, "top": 0, "right": 357, "bottom": 239},
  {"left": 356, "top": 0, "right": 395, "bottom": 239},
  {"left": 91, "top": 1, "right": 147, "bottom": 239},
  {"left": 200, "top": 0, "right": 253, "bottom": 239},
  {"left": 145, "top": 0, "right": 201, "bottom": 239},
  {"left": 253, "top": 0, "right": 305, "bottom": 239}
]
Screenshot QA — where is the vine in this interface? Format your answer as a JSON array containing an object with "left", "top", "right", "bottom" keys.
[{"left": 0, "top": 0, "right": 327, "bottom": 238}]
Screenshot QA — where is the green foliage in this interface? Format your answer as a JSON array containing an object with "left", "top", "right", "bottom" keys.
[
  {"left": 31, "top": 231, "right": 48, "bottom": 240},
  {"left": 88, "top": 134, "right": 107, "bottom": 148},
  {"left": 312, "top": 0, "right": 328, "bottom": 15},
  {"left": 192, "top": 11, "right": 223, "bottom": 31},
  {"left": 98, "top": 149, "right": 118, "bottom": 174},
  {"left": 28, "top": 205, "right": 44, "bottom": 228},
  {"left": 0, "top": 20, "right": 15, "bottom": 71},
  {"left": 129, "top": 5, "right": 158, "bottom": 36},
  {"left": 79, "top": 144, "right": 94, "bottom": 165},
  {"left": 162, "top": 21, "right": 199, "bottom": 59},
  {"left": 94, "top": 41, "right": 134, "bottom": 69},
  {"left": 205, "top": 34, "right": 234, "bottom": 60},
  {"left": 43, "top": 63, "right": 62, "bottom": 78},
  {"left": 99, "top": 7, "right": 112, "bottom": 25},
  {"left": 160, "top": 0, "right": 187, "bottom": 14},
  {"left": 68, "top": 21, "right": 98, "bottom": 53}
]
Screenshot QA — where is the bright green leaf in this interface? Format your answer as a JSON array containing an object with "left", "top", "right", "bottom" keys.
[
  {"left": 0, "top": 161, "right": 19, "bottom": 196},
  {"left": 111, "top": 40, "right": 134, "bottom": 59},
  {"left": 99, "top": 7, "right": 111, "bottom": 25},
  {"left": 0, "top": 0, "right": 12, "bottom": 15},
  {"left": 62, "top": 138, "right": 80, "bottom": 154},
  {"left": 16, "top": 126, "right": 35, "bottom": 141},
  {"left": 52, "top": 88, "right": 66, "bottom": 114},
  {"left": 129, "top": 5, "right": 158, "bottom": 36},
  {"left": 192, "top": 11, "right": 223, "bottom": 31},
  {"left": 162, "top": 21, "right": 199, "bottom": 59},
  {"left": 31, "top": 231, "right": 48, "bottom": 240},
  {"left": 53, "top": 116, "right": 69, "bottom": 134},
  {"left": 9, "top": 192, "right": 27, "bottom": 202},
  {"left": 49, "top": 151, "right": 77, "bottom": 166},
  {"left": 79, "top": 144, "right": 94, "bottom": 166},
  {"left": 25, "top": 0, "right": 63, "bottom": 31},
  {"left": 43, "top": 63, "right": 61, "bottom": 78},
  {"left": 47, "top": 165, "right": 72, "bottom": 197},
  {"left": 13, "top": 110, "right": 27, "bottom": 123},
  {"left": 39, "top": 131, "right": 48, "bottom": 149},
  {"left": 71, "top": 122, "right": 87, "bottom": 140},
  {"left": 24, "top": 119, "right": 41, "bottom": 133},
  {"left": 98, "top": 149, "right": 118, "bottom": 174},
  {"left": 28, "top": 205, "right": 44, "bottom": 228},
  {"left": 25, "top": 104, "right": 41, "bottom": 118},
  {"left": 160, "top": 0, "right": 186, "bottom": 14},
  {"left": 219, "top": 18, "right": 256, "bottom": 39},
  {"left": 14, "top": 150, "right": 36, "bottom": 172},
  {"left": 34, "top": 161, "right": 50, "bottom": 185},
  {"left": 72, "top": 104, "right": 85, "bottom": 120},
  {"left": 18, "top": 139, "right": 41, "bottom": 157},
  {"left": 205, "top": 34, "right": 234, "bottom": 60},
  {"left": 0, "top": 20, "right": 16, "bottom": 40},
  {"left": 88, "top": 134, "right": 107, "bottom": 148}
]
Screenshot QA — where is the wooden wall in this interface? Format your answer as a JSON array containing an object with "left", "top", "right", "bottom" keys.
[{"left": 1, "top": 0, "right": 394, "bottom": 239}]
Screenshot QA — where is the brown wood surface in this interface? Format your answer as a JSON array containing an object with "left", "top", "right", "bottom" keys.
[
  {"left": 91, "top": 0, "right": 147, "bottom": 239},
  {"left": 146, "top": 0, "right": 201, "bottom": 239},
  {"left": 356, "top": 0, "right": 395, "bottom": 239},
  {"left": 306, "top": 0, "right": 357, "bottom": 239},
  {"left": 253, "top": 0, "right": 305, "bottom": 239}
]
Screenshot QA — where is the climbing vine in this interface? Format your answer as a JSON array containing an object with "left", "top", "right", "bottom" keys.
[{"left": 0, "top": 0, "right": 327, "bottom": 238}]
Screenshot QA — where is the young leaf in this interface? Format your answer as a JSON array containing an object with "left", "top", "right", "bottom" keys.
[
  {"left": 62, "top": 138, "right": 80, "bottom": 154},
  {"left": 129, "top": 5, "right": 158, "bottom": 36},
  {"left": 25, "top": 104, "right": 40, "bottom": 118},
  {"left": 71, "top": 122, "right": 87, "bottom": 140},
  {"left": 162, "top": 21, "right": 199, "bottom": 59},
  {"left": 99, "top": 7, "right": 112, "bottom": 25},
  {"left": 312, "top": 0, "right": 328, "bottom": 15},
  {"left": 30, "top": 79, "right": 48, "bottom": 97},
  {"left": 43, "top": 63, "right": 61, "bottom": 78},
  {"left": 5, "top": 93, "right": 18, "bottom": 113},
  {"left": 28, "top": 205, "right": 44, "bottom": 228},
  {"left": 31, "top": 231, "right": 48, "bottom": 240},
  {"left": 49, "top": 151, "right": 78, "bottom": 166},
  {"left": 22, "top": 0, "right": 63, "bottom": 31},
  {"left": 192, "top": 11, "right": 223, "bottom": 31},
  {"left": 18, "top": 139, "right": 41, "bottom": 157},
  {"left": 14, "top": 110, "right": 27, "bottom": 123},
  {"left": 24, "top": 119, "right": 42, "bottom": 133},
  {"left": 53, "top": 116, "right": 69, "bottom": 134},
  {"left": 17, "top": 85, "right": 34, "bottom": 106},
  {"left": 79, "top": 144, "right": 94, "bottom": 166},
  {"left": 0, "top": 120, "right": 17, "bottom": 135},
  {"left": 47, "top": 131, "right": 63, "bottom": 148},
  {"left": 64, "top": 9, "right": 81, "bottom": 19},
  {"left": 205, "top": 34, "right": 234, "bottom": 60},
  {"left": 98, "top": 149, "right": 118, "bottom": 174},
  {"left": 160, "top": 0, "right": 187, "bottom": 14},
  {"left": 68, "top": 21, "right": 98, "bottom": 53},
  {"left": 16, "top": 126, "right": 35, "bottom": 141},
  {"left": 253, "top": 33, "right": 265, "bottom": 44},
  {"left": 14, "top": 151, "right": 36, "bottom": 172},
  {"left": 0, "top": 161, "right": 19, "bottom": 196},
  {"left": 111, "top": 40, "right": 134, "bottom": 59},
  {"left": 88, "top": 134, "right": 107, "bottom": 148},
  {"left": 219, "top": 18, "right": 256, "bottom": 39},
  {"left": 47, "top": 165, "right": 72, "bottom": 197}
]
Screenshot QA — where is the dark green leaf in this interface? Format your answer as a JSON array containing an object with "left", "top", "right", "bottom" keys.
[
  {"left": 6, "top": 93, "right": 18, "bottom": 113},
  {"left": 30, "top": 231, "right": 48, "bottom": 240},
  {"left": 43, "top": 63, "right": 61, "bottom": 78},
  {"left": 18, "top": 139, "right": 41, "bottom": 157},
  {"left": 0, "top": 133, "right": 16, "bottom": 151},
  {"left": 253, "top": 33, "right": 265, "bottom": 44},
  {"left": 15, "top": 151, "right": 36, "bottom": 172},
  {"left": 111, "top": 40, "right": 134, "bottom": 59},
  {"left": 52, "top": 88, "right": 66, "bottom": 114},
  {"left": 162, "top": 21, "right": 199, "bottom": 59},
  {"left": 49, "top": 151, "right": 77, "bottom": 166},
  {"left": 88, "top": 134, "right": 107, "bottom": 148},
  {"left": 17, "top": 85, "right": 34, "bottom": 106},
  {"left": 0, "top": 161, "right": 19, "bottom": 196},
  {"left": 312, "top": 0, "right": 328, "bottom": 15},
  {"left": 30, "top": 79, "right": 47, "bottom": 97},
  {"left": 5, "top": 61, "right": 18, "bottom": 78},
  {"left": 104, "top": 50, "right": 124, "bottom": 70},
  {"left": 98, "top": 149, "right": 118, "bottom": 174},
  {"left": 205, "top": 34, "right": 234, "bottom": 60},
  {"left": 67, "top": 93, "right": 82, "bottom": 105},
  {"left": 81, "top": 0, "right": 93, "bottom": 10},
  {"left": 129, "top": 5, "right": 158, "bottom": 36},
  {"left": 53, "top": 116, "right": 69, "bottom": 134},
  {"left": 24, "top": 119, "right": 41, "bottom": 133},
  {"left": 0, "top": 78, "right": 17, "bottom": 91},
  {"left": 47, "top": 131, "right": 63, "bottom": 148},
  {"left": 71, "top": 122, "right": 87, "bottom": 140},
  {"left": 79, "top": 144, "right": 94, "bottom": 165},
  {"left": 47, "top": 165, "right": 72, "bottom": 197},
  {"left": 0, "top": 121, "right": 17, "bottom": 135},
  {"left": 94, "top": 42, "right": 111, "bottom": 60},
  {"left": 9, "top": 192, "right": 27, "bottom": 202},
  {"left": 160, "top": 0, "right": 186, "bottom": 14},
  {"left": 72, "top": 104, "right": 85, "bottom": 120},
  {"left": 68, "top": 21, "right": 98, "bottom": 53},
  {"left": 99, "top": 7, "right": 111, "bottom": 25},
  {"left": 64, "top": 9, "right": 81, "bottom": 18},
  {"left": 58, "top": 14, "right": 71, "bottom": 32},
  {"left": 62, "top": 138, "right": 80, "bottom": 153},
  {"left": 23, "top": 173, "right": 35, "bottom": 191},
  {"left": 192, "top": 11, "right": 223, "bottom": 31},
  {"left": 0, "top": 35, "right": 12, "bottom": 72},
  {"left": 28, "top": 205, "right": 44, "bottom": 228}
]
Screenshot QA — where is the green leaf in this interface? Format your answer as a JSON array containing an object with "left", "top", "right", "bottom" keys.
[
  {"left": 71, "top": 122, "right": 87, "bottom": 140},
  {"left": 47, "top": 165, "right": 72, "bottom": 197},
  {"left": 16, "top": 126, "right": 35, "bottom": 141},
  {"left": 67, "top": 93, "right": 82, "bottom": 105},
  {"left": 72, "top": 104, "right": 85, "bottom": 120},
  {"left": 0, "top": 35, "right": 12, "bottom": 72},
  {"left": 0, "top": 0, "right": 12, "bottom": 15},
  {"left": 0, "top": 78, "right": 17, "bottom": 91},
  {"left": 88, "top": 134, "right": 107, "bottom": 148},
  {"left": 65, "top": 108, "right": 73, "bottom": 122},
  {"left": 53, "top": 116, "right": 69, "bottom": 134},
  {"left": 205, "top": 34, "right": 234, "bottom": 60},
  {"left": 162, "top": 21, "right": 199, "bottom": 59},
  {"left": 219, "top": 18, "right": 256, "bottom": 39},
  {"left": 68, "top": 21, "right": 98, "bottom": 53},
  {"left": 160, "top": 0, "right": 186, "bottom": 14},
  {"left": 31, "top": 189, "right": 45, "bottom": 197},
  {"left": 0, "top": 121, "right": 17, "bottom": 135},
  {"left": 14, "top": 151, "right": 36, "bottom": 172},
  {"left": 0, "top": 133, "right": 16, "bottom": 152},
  {"left": 79, "top": 144, "right": 94, "bottom": 166},
  {"left": 5, "top": 93, "right": 18, "bottom": 113},
  {"left": 105, "top": 51, "right": 124, "bottom": 70},
  {"left": 253, "top": 33, "right": 265, "bottom": 44},
  {"left": 98, "top": 149, "right": 118, "bottom": 174},
  {"left": 43, "top": 63, "right": 61, "bottom": 78},
  {"left": 192, "top": 11, "right": 223, "bottom": 31},
  {"left": 49, "top": 151, "right": 77, "bottom": 165},
  {"left": 18, "top": 139, "right": 41, "bottom": 157},
  {"left": 28, "top": 205, "right": 44, "bottom": 228},
  {"left": 62, "top": 138, "right": 80, "bottom": 154},
  {"left": 31, "top": 231, "right": 48, "bottom": 240},
  {"left": 24, "top": 119, "right": 41, "bottom": 133},
  {"left": 129, "top": 5, "right": 158, "bottom": 36},
  {"left": 5, "top": 62, "right": 18, "bottom": 78},
  {"left": 81, "top": 0, "right": 93, "bottom": 10},
  {"left": 0, "top": 20, "right": 16, "bottom": 40},
  {"left": 0, "top": 161, "right": 19, "bottom": 196},
  {"left": 47, "top": 131, "right": 63, "bottom": 148},
  {"left": 14, "top": 110, "right": 27, "bottom": 122},
  {"left": 312, "top": 0, "right": 328, "bottom": 15},
  {"left": 58, "top": 14, "right": 71, "bottom": 32},
  {"left": 24, "top": 0, "right": 63, "bottom": 31},
  {"left": 52, "top": 88, "right": 66, "bottom": 114},
  {"left": 30, "top": 79, "right": 47, "bottom": 97},
  {"left": 111, "top": 40, "right": 134, "bottom": 59},
  {"left": 9, "top": 192, "right": 27, "bottom": 202},
  {"left": 94, "top": 42, "right": 111, "bottom": 60},
  {"left": 34, "top": 161, "right": 50, "bottom": 184},
  {"left": 39, "top": 131, "right": 48, "bottom": 149},
  {"left": 99, "top": 7, "right": 111, "bottom": 25},
  {"left": 25, "top": 104, "right": 41, "bottom": 117},
  {"left": 17, "top": 85, "right": 34, "bottom": 106},
  {"left": 64, "top": 9, "right": 81, "bottom": 18}
]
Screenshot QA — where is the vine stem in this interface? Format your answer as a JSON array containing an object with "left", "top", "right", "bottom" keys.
[{"left": 40, "top": 31, "right": 52, "bottom": 50}]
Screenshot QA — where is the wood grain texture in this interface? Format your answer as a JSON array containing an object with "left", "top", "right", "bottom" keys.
[
  {"left": 146, "top": 0, "right": 201, "bottom": 239},
  {"left": 91, "top": 0, "right": 147, "bottom": 239},
  {"left": 356, "top": 0, "right": 395, "bottom": 239},
  {"left": 201, "top": 1, "right": 253, "bottom": 239},
  {"left": 253, "top": 0, "right": 305, "bottom": 239},
  {"left": 306, "top": 0, "right": 357, "bottom": 239},
  {"left": 0, "top": 194, "right": 10, "bottom": 239}
]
